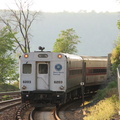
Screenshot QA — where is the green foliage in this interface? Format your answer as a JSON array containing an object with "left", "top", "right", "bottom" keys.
[
  {"left": 111, "top": 20, "right": 120, "bottom": 74},
  {"left": 0, "top": 83, "right": 19, "bottom": 92},
  {"left": 117, "top": 20, "right": 120, "bottom": 30},
  {"left": 0, "top": 27, "right": 18, "bottom": 83},
  {"left": 53, "top": 28, "right": 80, "bottom": 54},
  {"left": 2, "top": 95, "right": 12, "bottom": 101},
  {"left": 84, "top": 81, "right": 119, "bottom": 120},
  {"left": 111, "top": 44, "right": 120, "bottom": 74},
  {"left": 94, "top": 80, "right": 117, "bottom": 100},
  {"left": 0, "top": 27, "right": 16, "bottom": 55},
  {"left": 107, "top": 80, "right": 117, "bottom": 89},
  {"left": 11, "top": 81, "right": 19, "bottom": 88},
  {"left": 84, "top": 97, "right": 117, "bottom": 120}
]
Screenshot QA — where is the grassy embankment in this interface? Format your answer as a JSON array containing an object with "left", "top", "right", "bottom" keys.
[
  {"left": 0, "top": 82, "right": 19, "bottom": 100},
  {"left": 0, "top": 83, "right": 19, "bottom": 92},
  {"left": 83, "top": 80, "right": 120, "bottom": 120}
]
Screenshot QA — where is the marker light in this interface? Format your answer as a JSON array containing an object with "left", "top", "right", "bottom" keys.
[
  {"left": 60, "top": 85, "right": 64, "bottom": 90},
  {"left": 22, "top": 85, "right": 27, "bottom": 89},
  {"left": 24, "top": 54, "right": 29, "bottom": 58},
  {"left": 58, "top": 54, "right": 62, "bottom": 59}
]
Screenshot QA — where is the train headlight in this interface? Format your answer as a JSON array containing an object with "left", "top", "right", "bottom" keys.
[
  {"left": 57, "top": 95, "right": 60, "bottom": 97},
  {"left": 26, "top": 95, "right": 29, "bottom": 97},
  {"left": 22, "top": 85, "right": 27, "bottom": 89},
  {"left": 24, "top": 54, "right": 29, "bottom": 58},
  {"left": 60, "top": 85, "right": 64, "bottom": 90},
  {"left": 57, "top": 54, "right": 62, "bottom": 59}
]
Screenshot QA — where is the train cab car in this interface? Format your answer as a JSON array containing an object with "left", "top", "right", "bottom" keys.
[
  {"left": 19, "top": 49, "right": 108, "bottom": 106},
  {"left": 19, "top": 51, "right": 83, "bottom": 106}
]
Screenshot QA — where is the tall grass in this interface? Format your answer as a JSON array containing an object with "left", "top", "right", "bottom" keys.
[
  {"left": 84, "top": 96, "right": 118, "bottom": 120},
  {"left": 83, "top": 80, "right": 120, "bottom": 120}
]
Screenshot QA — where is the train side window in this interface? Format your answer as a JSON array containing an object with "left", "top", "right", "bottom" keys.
[
  {"left": 69, "top": 69, "right": 82, "bottom": 75},
  {"left": 23, "top": 64, "right": 32, "bottom": 74},
  {"left": 39, "top": 64, "right": 48, "bottom": 74}
]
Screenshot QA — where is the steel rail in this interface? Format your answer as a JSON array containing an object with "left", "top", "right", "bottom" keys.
[
  {"left": 0, "top": 98, "right": 21, "bottom": 111},
  {"left": 0, "top": 91, "right": 20, "bottom": 95}
]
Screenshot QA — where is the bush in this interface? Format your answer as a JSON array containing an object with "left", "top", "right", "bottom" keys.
[
  {"left": 84, "top": 96, "right": 117, "bottom": 120},
  {"left": 94, "top": 80, "right": 118, "bottom": 100},
  {"left": 0, "top": 83, "right": 19, "bottom": 92},
  {"left": 83, "top": 80, "right": 119, "bottom": 120}
]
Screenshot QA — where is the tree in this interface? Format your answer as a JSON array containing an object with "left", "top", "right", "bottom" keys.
[
  {"left": 53, "top": 28, "right": 80, "bottom": 54},
  {"left": 0, "top": 27, "right": 18, "bottom": 83},
  {"left": 0, "top": 0, "right": 40, "bottom": 53},
  {"left": 111, "top": 20, "right": 120, "bottom": 74}
]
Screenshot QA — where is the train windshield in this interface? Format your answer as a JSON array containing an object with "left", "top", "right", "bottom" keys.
[
  {"left": 23, "top": 64, "right": 32, "bottom": 74},
  {"left": 39, "top": 64, "right": 48, "bottom": 74}
]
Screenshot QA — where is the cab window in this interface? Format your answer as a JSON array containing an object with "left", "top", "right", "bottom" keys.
[
  {"left": 39, "top": 64, "right": 48, "bottom": 74},
  {"left": 23, "top": 64, "right": 32, "bottom": 74}
]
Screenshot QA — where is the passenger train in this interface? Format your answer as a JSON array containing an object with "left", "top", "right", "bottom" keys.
[{"left": 19, "top": 48, "right": 108, "bottom": 106}]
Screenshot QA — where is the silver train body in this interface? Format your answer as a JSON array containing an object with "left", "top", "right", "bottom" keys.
[{"left": 19, "top": 51, "right": 107, "bottom": 106}]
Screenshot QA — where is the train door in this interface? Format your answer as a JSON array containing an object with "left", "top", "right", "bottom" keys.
[{"left": 37, "top": 62, "right": 49, "bottom": 90}]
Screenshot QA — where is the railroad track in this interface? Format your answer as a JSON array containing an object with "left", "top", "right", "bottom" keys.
[
  {"left": 58, "top": 100, "right": 83, "bottom": 120},
  {"left": 15, "top": 92, "right": 96, "bottom": 120},
  {"left": 0, "top": 91, "right": 21, "bottom": 101},
  {"left": 29, "top": 101, "right": 83, "bottom": 120},
  {"left": 16, "top": 103, "right": 34, "bottom": 120},
  {"left": 29, "top": 106, "right": 60, "bottom": 120},
  {"left": 0, "top": 98, "right": 21, "bottom": 111},
  {"left": 16, "top": 100, "right": 92, "bottom": 120}
]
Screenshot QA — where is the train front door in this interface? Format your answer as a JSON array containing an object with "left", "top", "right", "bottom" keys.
[{"left": 37, "top": 62, "right": 49, "bottom": 90}]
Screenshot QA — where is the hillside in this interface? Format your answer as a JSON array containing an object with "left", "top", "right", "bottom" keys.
[
  {"left": 30, "top": 11, "right": 119, "bottom": 56},
  {"left": 0, "top": 11, "right": 119, "bottom": 56}
]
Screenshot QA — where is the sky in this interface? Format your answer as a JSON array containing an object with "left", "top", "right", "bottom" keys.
[{"left": 0, "top": 0, "right": 120, "bottom": 13}]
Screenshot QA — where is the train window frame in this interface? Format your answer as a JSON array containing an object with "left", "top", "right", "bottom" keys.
[
  {"left": 87, "top": 68, "right": 107, "bottom": 74},
  {"left": 69, "top": 69, "right": 82, "bottom": 76},
  {"left": 39, "top": 64, "right": 48, "bottom": 74},
  {"left": 23, "top": 64, "right": 32, "bottom": 74}
]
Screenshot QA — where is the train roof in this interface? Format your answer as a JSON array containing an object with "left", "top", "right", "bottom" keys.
[
  {"left": 21, "top": 51, "right": 107, "bottom": 61},
  {"left": 34, "top": 51, "right": 83, "bottom": 59},
  {"left": 81, "top": 56, "right": 107, "bottom": 61},
  {"left": 62, "top": 53, "right": 83, "bottom": 60}
]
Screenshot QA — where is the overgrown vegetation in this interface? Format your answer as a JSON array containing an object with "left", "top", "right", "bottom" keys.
[
  {"left": 111, "top": 20, "right": 120, "bottom": 75},
  {"left": 0, "top": 83, "right": 19, "bottom": 92},
  {"left": 94, "top": 80, "right": 117, "bottom": 100},
  {"left": 83, "top": 80, "right": 120, "bottom": 120},
  {"left": 0, "top": 27, "right": 18, "bottom": 84},
  {"left": 2, "top": 95, "right": 12, "bottom": 101}
]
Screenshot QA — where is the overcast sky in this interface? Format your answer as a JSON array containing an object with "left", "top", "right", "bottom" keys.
[{"left": 0, "top": 0, "right": 120, "bottom": 13}]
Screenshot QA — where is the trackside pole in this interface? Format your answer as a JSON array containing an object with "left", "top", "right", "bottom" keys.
[
  {"left": 80, "top": 82, "right": 85, "bottom": 108},
  {"left": 117, "top": 65, "right": 120, "bottom": 100},
  {"left": 81, "top": 60, "right": 86, "bottom": 108}
]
